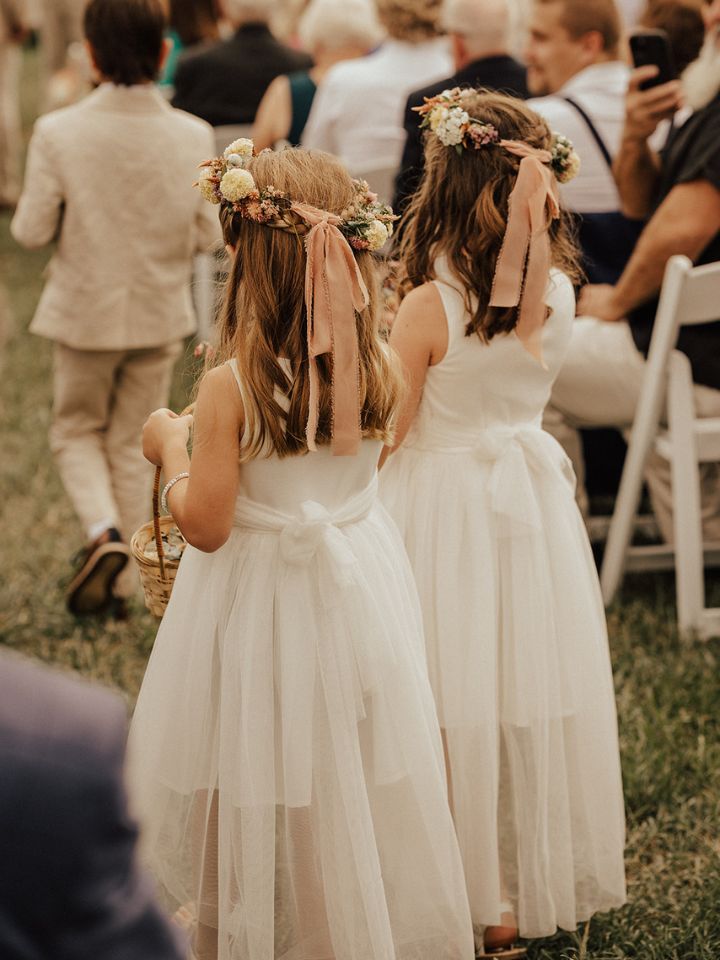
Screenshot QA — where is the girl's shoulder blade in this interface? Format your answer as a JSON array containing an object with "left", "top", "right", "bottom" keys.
[{"left": 394, "top": 282, "right": 449, "bottom": 367}]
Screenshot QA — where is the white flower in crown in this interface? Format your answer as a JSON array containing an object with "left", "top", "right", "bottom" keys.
[
  {"left": 435, "top": 105, "right": 470, "bottom": 147},
  {"left": 365, "top": 219, "right": 389, "bottom": 251},
  {"left": 198, "top": 167, "right": 220, "bottom": 204},
  {"left": 224, "top": 138, "right": 253, "bottom": 159},
  {"left": 550, "top": 132, "right": 581, "bottom": 183},
  {"left": 220, "top": 168, "right": 256, "bottom": 202},
  {"left": 428, "top": 105, "right": 445, "bottom": 132}
]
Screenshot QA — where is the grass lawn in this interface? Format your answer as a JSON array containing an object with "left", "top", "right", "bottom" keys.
[{"left": 2, "top": 50, "right": 720, "bottom": 960}]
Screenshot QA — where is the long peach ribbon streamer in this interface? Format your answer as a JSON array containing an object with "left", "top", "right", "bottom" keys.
[
  {"left": 489, "top": 140, "right": 560, "bottom": 366},
  {"left": 292, "top": 201, "right": 368, "bottom": 456}
]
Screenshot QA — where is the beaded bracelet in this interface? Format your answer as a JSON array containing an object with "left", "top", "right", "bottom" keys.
[{"left": 161, "top": 472, "right": 190, "bottom": 514}]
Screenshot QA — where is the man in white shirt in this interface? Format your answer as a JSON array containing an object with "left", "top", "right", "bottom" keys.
[
  {"left": 302, "top": 0, "right": 452, "bottom": 179},
  {"left": 526, "top": 0, "right": 632, "bottom": 281}
]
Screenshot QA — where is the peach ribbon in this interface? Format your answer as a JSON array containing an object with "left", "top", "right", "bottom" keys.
[
  {"left": 489, "top": 140, "right": 560, "bottom": 366},
  {"left": 292, "top": 201, "right": 369, "bottom": 456}
]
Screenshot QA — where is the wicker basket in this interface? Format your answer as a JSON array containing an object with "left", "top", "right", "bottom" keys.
[{"left": 131, "top": 464, "right": 187, "bottom": 617}]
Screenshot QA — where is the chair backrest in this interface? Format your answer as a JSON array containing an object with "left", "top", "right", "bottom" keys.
[
  {"left": 349, "top": 163, "right": 398, "bottom": 206},
  {"left": 643, "top": 255, "right": 720, "bottom": 406},
  {"left": 213, "top": 124, "right": 254, "bottom": 158},
  {"left": 672, "top": 257, "right": 720, "bottom": 327},
  {"left": 616, "top": 255, "right": 720, "bottom": 491}
]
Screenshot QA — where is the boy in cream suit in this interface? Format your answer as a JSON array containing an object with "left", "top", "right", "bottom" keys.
[{"left": 12, "top": 0, "right": 220, "bottom": 616}]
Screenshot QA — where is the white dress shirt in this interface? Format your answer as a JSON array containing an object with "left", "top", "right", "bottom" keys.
[
  {"left": 302, "top": 38, "right": 453, "bottom": 174},
  {"left": 529, "top": 61, "right": 630, "bottom": 214}
]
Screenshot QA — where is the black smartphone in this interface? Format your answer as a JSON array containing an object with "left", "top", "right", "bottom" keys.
[{"left": 629, "top": 29, "right": 678, "bottom": 89}]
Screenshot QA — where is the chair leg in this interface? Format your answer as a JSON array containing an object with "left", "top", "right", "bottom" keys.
[
  {"left": 668, "top": 353, "right": 705, "bottom": 634},
  {"left": 600, "top": 389, "right": 666, "bottom": 607}
]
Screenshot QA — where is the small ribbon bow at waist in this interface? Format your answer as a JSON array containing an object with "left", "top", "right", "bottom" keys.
[
  {"left": 234, "top": 477, "right": 377, "bottom": 586},
  {"left": 474, "top": 425, "right": 576, "bottom": 535},
  {"left": 279, "top": 501, "right": 359, "bottom": 587}
]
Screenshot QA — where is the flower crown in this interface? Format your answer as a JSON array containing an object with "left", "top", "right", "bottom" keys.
[
  {"left": 415, "top": 88, "right": 581, "bottom": 184},
  {"left": 195, "top": 138, "right": 397, "bottom": 252}
]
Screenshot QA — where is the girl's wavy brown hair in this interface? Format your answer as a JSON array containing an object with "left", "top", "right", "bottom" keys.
[
  {"left": 399, "top": 90, "right": 582, "bottom": 341},
  {"left": 213, "top": 148, "right": 403, "bottom": 461}
]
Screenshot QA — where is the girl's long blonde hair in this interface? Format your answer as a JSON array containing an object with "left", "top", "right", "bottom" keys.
[
  {"left": 214, "top": 148, "right": 403, "bottom": 461},
  {"left": 399, "top": 90, "right": 582, "bottom": 340}
]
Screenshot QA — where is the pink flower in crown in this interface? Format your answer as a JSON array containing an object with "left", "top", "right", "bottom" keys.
[
  {"left": 349, "top": 236, "right": 371, "bottom": 251},
  {"left": 244, "top": 199, "right": 263, "bottom": 220},
  {"left": 259, "top": 198, "right": 282, "bottom": 220},
  {"left": 467, "top": 122, "right": 500, "bottom": 148}
]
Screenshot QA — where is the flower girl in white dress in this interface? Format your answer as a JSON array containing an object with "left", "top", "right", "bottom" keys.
[
  {"left": 128, "top": 144, "right": 474, "bottom": 960},
  {"left": 380, "top": 91, "right": 627, "bottom": 956}
]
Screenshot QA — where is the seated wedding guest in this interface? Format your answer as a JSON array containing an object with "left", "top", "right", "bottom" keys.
[
  {"left": 11, "top": 0, "right": 220, "bottom": 617},
  {"left": 526, "top": 0, "right": 633, "bottom": 283},
  {"left": 160, "top": 0, "right": 221, "bottom": 89},
  {"left": 394, "top": 0, "right": 528, "bottom": 212},
  {"left": 639, "top": 0, "right": 705, "bottom": 75},
  {"left": 172, "top": 0, "right": 312, "bottom": 125},
  {"left": 0, "top": 653, "right": 185, "bottom": 960},
  {"left": 302, "top": 0, "right": 452, "bottom": 173},
  {"left": 0, "top": 0, "right": 27, "bottom": 209},
  {"left": 252, "top": 0, "right": 384, "bottom": 151},
  {"left": 545, "top": 0, "right": 720, "bottom": 540}
]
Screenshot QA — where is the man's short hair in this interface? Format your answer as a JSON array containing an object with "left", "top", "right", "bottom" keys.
[
  {"left": 538, "top": 0, "right": 622, "bottom": 56},
  {"left": 84, "top": 0, "right": 166, "bottom": 86}
]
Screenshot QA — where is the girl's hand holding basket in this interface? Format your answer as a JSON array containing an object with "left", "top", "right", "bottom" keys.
[
  {"left": 142, "top": 408, "right": 194, "bottom": 466},
  {"left": 131, "top": 405, "right": 194, "bottom": 617}
]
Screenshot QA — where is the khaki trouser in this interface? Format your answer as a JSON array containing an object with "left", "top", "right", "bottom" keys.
[
  {"left": 543, "top": 317, "right": 720, "bottom": 543},
  {"left": 0, "top": 38, "right": 21, "bottom": 205},
  {"left": 49, "top": 341, "right": 184, "bottom": 596}
]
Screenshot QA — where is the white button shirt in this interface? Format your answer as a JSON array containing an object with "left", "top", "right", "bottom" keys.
[
  {"left": 301, "top": 38, "right": 453, "bottom": 175},
  {"left": 529, "top": 61, "right": 630, "bottom": 213}
]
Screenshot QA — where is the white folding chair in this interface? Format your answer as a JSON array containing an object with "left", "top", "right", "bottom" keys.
[
  {"left": 600, "top": 255, "right": 720, "bottom": 637},
  {"left": 213, "top": 124, "right": 254, "bottom": 157},
  {"left": 350, "top": 163, "right": 399, "bottom": 206}
]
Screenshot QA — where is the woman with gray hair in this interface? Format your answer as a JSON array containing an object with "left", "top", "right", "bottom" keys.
[
  {"left": 252, "top": 0, "right": 385, "bottom": 150},
  {"left": 301, "top": 0, "right": 452, "bottom": 176}
]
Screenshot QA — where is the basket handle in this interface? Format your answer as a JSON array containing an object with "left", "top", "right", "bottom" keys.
[
  {"left": 152, "top": 403, "right": 195, "bottom": 581},
  {"left": 152, "top": 465, "right": 166, "bottom": 580}
]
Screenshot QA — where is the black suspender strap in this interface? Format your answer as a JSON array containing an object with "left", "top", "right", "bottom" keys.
[{"left": 562, "top": 96, "right": 613, "bottom": 170}]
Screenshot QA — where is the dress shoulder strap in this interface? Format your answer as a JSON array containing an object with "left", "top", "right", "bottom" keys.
[
  {"left": 227, "top": 357, "right": 243, "bottom": 391},
  {"left": 431, "top": 260, "right": 471, "bottom": 355}
]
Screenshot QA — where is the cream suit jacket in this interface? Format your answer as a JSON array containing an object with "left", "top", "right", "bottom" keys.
[{"left": 12, "top": 84, "right": 221, "bottom": 350}]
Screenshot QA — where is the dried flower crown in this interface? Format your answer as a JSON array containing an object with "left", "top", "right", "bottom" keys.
[
  {"left": 195, "top": 138, "right": 397, "bottom": 251},
  {"left": 415, "top": 88, "right": 581, "bottom": 184}
]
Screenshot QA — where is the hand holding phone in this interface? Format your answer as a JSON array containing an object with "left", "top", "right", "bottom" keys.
[{"left": 629, "top": 29, "right": 677, "bottom": 89}]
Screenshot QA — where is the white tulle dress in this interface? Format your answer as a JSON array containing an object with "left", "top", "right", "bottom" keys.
[
  {"left": 380, "top": 260, "right": 627, "bottom": 940},
  {"left": 127, "top": 360, "right": 474, "bottom": 960}
]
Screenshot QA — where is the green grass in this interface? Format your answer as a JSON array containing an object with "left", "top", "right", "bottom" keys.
[{"left": 3, "top": 50, "right": 720, "bottom": 960}]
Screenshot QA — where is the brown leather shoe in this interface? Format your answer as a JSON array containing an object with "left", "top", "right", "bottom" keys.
[{"left": 67, "top": 528, "right": 130, "bottom": 615}]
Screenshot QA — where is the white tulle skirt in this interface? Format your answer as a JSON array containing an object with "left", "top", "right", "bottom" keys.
[
  {"left": 127, "top": 483, "right": 474, "bottom": 960},
  {"left": 380, "top": 426, "right": 627, "bottom": 939}
]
